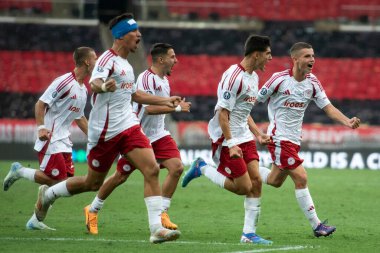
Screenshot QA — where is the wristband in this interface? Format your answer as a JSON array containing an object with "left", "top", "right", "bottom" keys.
[
  {"left": 175, "top": 105, "right": 182, "bottom": 112},
  {"left": 37, "top": 125, "right": 47, "bottom": 131},
  {"left": 226, "top": 138, "right": 238, "bottom": 148},
  {"left": 101, "top": 83, "right": 107, "bottom": 92}
]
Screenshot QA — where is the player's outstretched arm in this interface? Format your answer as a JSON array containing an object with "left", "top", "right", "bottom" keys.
[
  {"left": 323, "top": 103, "right": 361, "bottom": 129},
  {"left": 90, "top": 78, "right": 117, "bottom": 93},
  {"left": 144, "top": 98, "right": 192, "bottom": 115},
  {"left": 132, "top": 90, "right": 180, "bottom": 107}
]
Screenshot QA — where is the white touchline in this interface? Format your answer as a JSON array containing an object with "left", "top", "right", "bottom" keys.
[
  {"left": 225, "top": 245, "right": 310, "bottom": 253},
  {"left": 0, "top": 237, "right": 313, "bottom": 251},
  {"left": 0, "top": 237, "right": 248, "bottom": 245}
]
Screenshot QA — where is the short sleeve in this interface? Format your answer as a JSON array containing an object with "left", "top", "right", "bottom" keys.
[
  {"left": 311, "top": 75, "right": 331, "bottom": 109},
  {"left": 216, "top": 71, "right": 243, "bottom": 111},
  {"left": 90, "top": 51, "right": 114, "bottom": 83},
  {"left": 39, "top": 74, "right": 73, "bottom": 107}
]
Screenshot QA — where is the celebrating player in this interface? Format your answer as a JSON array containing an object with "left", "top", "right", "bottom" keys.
[
  {"left": 3, "top": 47, "right": 96, "bottom": 230},
  {"left": 182, "top": 35, "right": 273, "bottom": 245},
  {"left": 32, "top": 13, "right": 181, "bottom": 243},
  {"left": 257, "top": 42, "right": 361, "bottom": 237},
  {"left": 84, "top": 42, "right": 191, "bottom": 235}
]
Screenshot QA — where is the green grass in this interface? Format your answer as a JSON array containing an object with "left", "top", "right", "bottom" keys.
[{"left": 0, "top": 160, "right": 379, "bottom": 253}]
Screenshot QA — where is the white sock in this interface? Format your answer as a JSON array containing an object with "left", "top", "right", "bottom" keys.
[
  {"left": 30, "top": 212, "right": 38, "bottom": 222},
  {"left": 19, "top": 167, "right": 36, "bottom": 182},
  {"left": 259, "top": 166, "right": 270, "bottom": 184},
  {"left": 144, "top": 196, "right": 163, "bottom": 233},
  {"left": 162, "top": 197, "right": 171, "bottom": 212},
  {"left": 201, "top": 164, "right": 226, "bottom": 188},
  {"left": 243, "top": 197, "right": 261, "bottom": 234},
  {"left": 295, "top": 188, "right": 320, "bottom": 229},
  {"left": 45, "top": 180, "right": 71, "bottom": 202},
  {"left": 90, "top": 196, "right": 104, "bottom": 212}
]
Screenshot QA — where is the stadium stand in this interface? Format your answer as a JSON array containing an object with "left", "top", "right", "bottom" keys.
[
  {"left": 0, "top": 0, "right": 52, "bottom": 14},
  {"left": 0, "top": 3, "right": 379, "bottom": 125},
  {"left": 166, "top": 0, "right": 380, "bottom": 21}
]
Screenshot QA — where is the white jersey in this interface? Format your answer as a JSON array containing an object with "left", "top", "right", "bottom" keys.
[
  {"left": 133, "top": 69, "right": 170, "bottom": 143},
  {"left": 88, "top": 49, "right": 140, "bottom": 143},
  {"left": 208, "top": 64, "right": 258, "bottom": 146},
  {"left": 257, "top": 69, "right": 331, "bottom": 145},
  {"left": 34, "top": 72, "right": 88, "bottom": 154}
]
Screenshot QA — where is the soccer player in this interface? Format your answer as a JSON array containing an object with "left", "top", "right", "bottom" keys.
[
  {"left": 3, "top": 46, "right": 96, "bottom": 230},
  {"left": 84, "top": 43, "right": 191, "bottom": 235},
  {"left": 32, "top": 13, "right": 181, "bottom": 244},
  {"left": 182, "top": 35, "right": 273, "bottom": 245},
  {"left": 257, "top": 42, "right": 361, "bottom": 237}
]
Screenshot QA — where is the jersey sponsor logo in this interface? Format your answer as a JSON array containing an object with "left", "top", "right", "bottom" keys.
[
  {"left": 70, "top": 94, "right": 77, "bottom": 99},
  {"left": 288, "top": 157, "right": 295, "bottom": 165},
  {"left": 68, "top": 105, "right": 81, "bottom": 113},
  {"left": 155, "top": 86, "right": 162, "bottom": 92},
  {"left": 51, "top": 168, "right": 59, "bottom": 177},
  {"left": 283, "top": 90, "right": 291, "bottom": 95},
  {"left": 223, "top": 91, "right": 231, "bottom": 100},
  {"left": 284, "top": 100, "right": 305, "bottom": 108},
  {"left": 244, "top": 96, "right": 257, "bottom": 103},
  {"left": 97, "top": 66, "right": 104, "bottom": 72},
  {"left": 120, "top": 70, "right": 126, "bottom": 76},
  {"left": 52, "top": 91, "right": 58, "bottom": 98},
  {"left": 260, "top": 88, "right": 267, "bottom": 95},
  {"left": 120, "top": 82, "right": 134, "bottom": 89}
]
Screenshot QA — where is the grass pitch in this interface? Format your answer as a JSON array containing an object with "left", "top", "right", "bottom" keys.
[{"left": 0, "top": 160, "right": 379, "bottom": 253}]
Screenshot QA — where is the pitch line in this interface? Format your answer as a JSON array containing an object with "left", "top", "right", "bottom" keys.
[
  {"left": 225, "top": 245, "right": 310, "bottom": 253},
  {"left": 0, "top": 237, "right": 312, "bottom": 251},
  {"left": 0, "top": 236, "right": 254, "bottom": 245}
]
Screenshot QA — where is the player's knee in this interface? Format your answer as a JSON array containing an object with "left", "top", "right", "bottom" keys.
[
  {"left": 143, "top": 163, "right": 160, "bottom": 178},
  {"left": 236, "top": 184, "right": 252, "bottom": 195},
  {"left": 169, "top": 163, "right": 184, "bottom": 178},
  {"left": 269, "top": 180, "right": 283, "bottom": 188},
  {"left": 293, "top": 175, "right": 307, "bottom": 188}
]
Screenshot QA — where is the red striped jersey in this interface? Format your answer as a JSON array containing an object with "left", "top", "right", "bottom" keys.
[
  {"left": 133, "top": 69, "right": 171, "bottom": 142},
  {"left": 88, "top": 49, "right": 139, "bottom": 143},
  {"left": 34, "top": 71, "right": 87, "bottom": 153},
  {"left": 208, "top": 64, "right": 259, "bottom": 145},
  {"left": 257, "top": 69, "right": 331, "bottom": 145}
]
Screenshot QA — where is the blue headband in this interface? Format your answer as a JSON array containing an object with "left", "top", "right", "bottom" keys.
[{"left": 111, "top": 19, "right": 138, "bottom": 39}]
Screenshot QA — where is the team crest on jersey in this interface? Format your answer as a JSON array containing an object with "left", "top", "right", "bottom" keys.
[
  {"left": 260, "top": 88, "right": 267, "bottom": 95},
  {"left": 51, "top": 168, "right": 59, "bottom": 177},
  {"left": 146, "top": 90, "right": 153, "bottom": 94},
  {"left": 223, "top": 91, "right": 231, "bottom": 100},
  {"left": 224, "top": 167, "right": 232, "bottom": 174},
  {"left": 97, "top": 66, "right": 104, "bottom": 72},
  {"left": 288, "top": 157, "right": 295, "bottom": 165},
  {"left": 122, "top": 164, "right": 131, "bottom": 172},
  {"left": 304, "top": 89, "right": 313, "bottom": 98},
  {"left": 52, "top": 91, "right": 58, "bottom": 98},
  {"left": 92, "top": 159, "right": 100, "bottom": 167}
]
